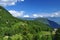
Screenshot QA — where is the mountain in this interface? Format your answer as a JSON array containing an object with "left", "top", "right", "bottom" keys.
[
  {"left": 20, "top": 17, "right": 49, "bottom": 24},
  {"left": 0, "top": 6, "right": 21, "bottom": 28},
  {"left": 47, "top": 20, "right": 60, "bottom": 28},
  {"left": 20, "top": 17, "right": 35, "bottom": 20},
  {"left": 22, "top": 17, "right": 60, "bottom": 28},
  {"left": 47, "top": 17, "right": 60, "bottom": 24},
  {"left": 0, "top": 6, "right": 24, "bottom": 36},
  {"left": 0, "top": 6, "right": 53, "bottom": 40},
  {"left": 34, "top": 17, "right": 49, "bottom": 24},
  {"left": 35, "top": 17, "right": 60, "bottom": 28}
]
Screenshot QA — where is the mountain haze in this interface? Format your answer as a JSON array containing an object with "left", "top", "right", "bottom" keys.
[{"left": 48, "top": 17, "right": 60, "bottom": 24}]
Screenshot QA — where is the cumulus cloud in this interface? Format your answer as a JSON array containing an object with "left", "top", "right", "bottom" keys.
[
  {"left": 32, "top": 14, "right": 47, "bottom": 18},
  {"left": 0, "top": 0, "right": 24, "bottom": 6},
  {"left": 50, "top": 12, "right": 60, "bottom": 17},
  {"left": 23, "top": 15, "right": 30, "bottom": 18},
  {"left": 9, "top": 10, "right": 60, "bottom": 18},
  {"left": 32, "top": 14, "right": 43, "bottom": 18},
  {"left": 20, "top": 0, "right": 24, "bottom": 1},
  {"left": 33, "top": 14, "right": 39, "bottom": 18},
  {"left": 32, "top": 11, "right": 60, "bottom": 18},
  {"left": 9, "top": 10, "right": 24, "bottom": 17}
]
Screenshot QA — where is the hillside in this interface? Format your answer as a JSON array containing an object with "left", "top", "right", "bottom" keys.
[
  {"left": 0, "top": 6, "right": 53, "bottom": 40},
  {"left": 34, "top": 17, "right": 49, "bottom": 24},
  {"left": 23, "top": 17, "right": 60, "bottom": 28},
  {"left": 34, "top": 18, "right": 60, "bottom": 28}
]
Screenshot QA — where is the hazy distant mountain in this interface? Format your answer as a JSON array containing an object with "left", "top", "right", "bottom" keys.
[
  {"left": 22, "top": 17, "right": 60, "bottom": 28},
  {"left": 47, "top": 20, "right": 60, "bottom": 28},
  {"left": 22, "top": 17, "right": 60, "bottom": 24},
  {"left": 47, "top": 17, "right": 60, "bottom": 24},
  {"left": 35, "top": 17, "right": 60, "bottom": 28}
]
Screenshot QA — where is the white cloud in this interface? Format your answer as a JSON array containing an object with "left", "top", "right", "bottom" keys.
[
  {"left": 32, "top": 14, "right": 44, "bottom": 18},
  {"left": 50, "top": 12, "right": 60, "bottom": 17},
  {"left": 9, "top": 10, "right": 30, "bottom": 18},
  {"left": 39, "top": 15, "right": 44, "bottom": 17},
  {"left": 0, "top": 0, "right": 24, "bottom": 6},
  {"left": 9, "top": 10, "right": 24, "bottom": 17},
  {"left": 32, "top": 11, "right": 60, "bottom": 18},
  {"left": 9, "top": 10, "right": 60, "bottom": 18},
  {"left": 55, "top": 13, "right": 59, "bottom": 15},
  {"left": 23, "top": 15, "right": 30, "bottom": 18},
  {"left": 20, "top": 0, "right": 24, "bottom": 1},
  {"left": 33, "top": 14, "right": 38, "bottom": 18}
]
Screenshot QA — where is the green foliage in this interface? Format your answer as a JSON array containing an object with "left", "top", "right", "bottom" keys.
[
  {"left": 54, "top": 28, "right": 60, "bottom": 40},
  {"left": 0, "top": 6, "right": 53, "bottom": 40}
]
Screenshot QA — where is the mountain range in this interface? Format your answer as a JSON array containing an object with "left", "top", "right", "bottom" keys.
[
  {"left": 0, "top": 6, "right": 60, "bottom": 40},
  {"left": 0, "top": 6, "right": 53, "bottom": 40},
  {"left": 22, "top": 17, "right": 60, "bottom": 24},
  {"left": 48, "top": 17, "right": 60, "bottom": 24},
  {"left": 21, "top": 17, "right": 60, "bottom": 28}
]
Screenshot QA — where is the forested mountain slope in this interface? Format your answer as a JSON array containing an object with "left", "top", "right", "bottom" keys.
[{"left": 0, "top": 6, "right": 53, "bottom": 40}]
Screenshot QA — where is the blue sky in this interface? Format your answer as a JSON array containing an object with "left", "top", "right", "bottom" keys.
[{"left": 0, "top": 0, "right": 60, "bottom": 18}]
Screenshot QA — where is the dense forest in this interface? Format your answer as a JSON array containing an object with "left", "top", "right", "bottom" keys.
[{"left": 0, "top": 6, "right": 60, "bottom": 40}]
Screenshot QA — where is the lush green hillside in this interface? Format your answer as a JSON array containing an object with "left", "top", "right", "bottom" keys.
[
  {"left": 0, "top": 6, "right": 53, "bottom": 40},
  {"left": 0, "top": 6, "right": 21, "bottom": 27},
  {"left": 34, "top": 17, "right": 49, "bottom": 24}
]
